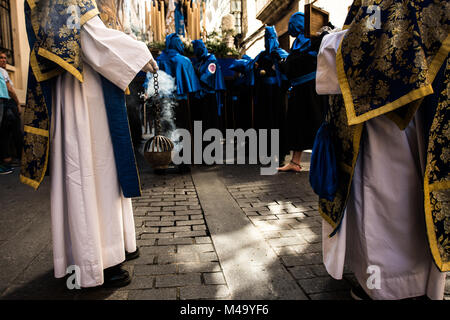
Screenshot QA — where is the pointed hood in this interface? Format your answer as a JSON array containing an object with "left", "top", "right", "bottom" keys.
[
  {"left": 192, "top": 39, "right": 209, "bottom": 60},
  {"left": 264, "top": 26, "right": 280, "bottom": 54},
  {"left": 165, "top": 33, "right": 184, "bottom": 54}
]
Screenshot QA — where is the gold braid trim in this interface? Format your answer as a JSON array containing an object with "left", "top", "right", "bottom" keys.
[{"left": 424, "top": 178, "right": 450, "bottom": 272}]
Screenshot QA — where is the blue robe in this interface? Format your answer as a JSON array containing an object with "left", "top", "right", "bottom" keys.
[
  {"left": 156, "top": 33, "right": 200, "bottom": 100},
  {"left": 192, "top": 39, "right": 226, "bottom": 116},
  {"left": 253, "top": 27, "right": 288, "bottom": 133}
]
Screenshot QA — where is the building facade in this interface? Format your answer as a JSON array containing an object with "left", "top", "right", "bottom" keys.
[{"left": 0, "top": 0, "right": 29, "bottom": 105}]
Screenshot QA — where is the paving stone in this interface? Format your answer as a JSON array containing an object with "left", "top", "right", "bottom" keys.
[
  {"left": 161, "top": 215, "right": 189, "bottom": 222},
  {"left": 133, "top": 264, "right": 177, "bottom": 276},
  {"left": 158, "top": 238, "right": 194, "bottom": 245},
  {"left": 160, "top": 226, "right": 192, "bottom": 233},
  {"left": 310, "top": 264, "right": 329, "bottom": 277},
  {"left": 178, "top": 262, "right": 222, "bottom": 273},
  {"left": 174, "top": 230, "right": 207, "bottom": 238},
  {"left": 203, "top": 272, "right": 227, "bottom": 285},
  {"left": 281, "top": 253, "right": 322, "bottom": 266},
  {"left": 141, "top": 233, "right": 173, "bottom": 240},
  {"left": 158, "top": 253, "right": 199, "bottom": 264},
  {"left": 141, "top": 246, "right": 176, "bottom": 255},
  {"left": 198, "top": 252, "right": 219, "bottom": 262},
  {"left": 288, "top": 266, "right": 316, "bottom": 280},
  {"left": 268, "top": 237, "right": 307, "bottom": 247},
  {"left": 175, "top": 209, "right": 203, "bottom": 216},
  {"left": 136, "top": 239, "right": 156, "bottom": 247},
  {"left": 195, "top": 237, "right": 212, "bottom": 244},
  {"left": 309, "top": 291, "right": 352, "bottom": 300},
  {"left": 298, "top": 277, "right": 350, "bottom": 294},
  {"left": 150, "top": 201, "right": 175, "bottom": 206},
  {"left": 156, "top": 273, "right": 201, "bottom": 288},
  {"left": 177, "top": 244, "right": 214, "bottom": 253},
  {"left": 193, "top": 225, "right": 207, "bottom": 231},
  {"left": 124, "top": 276, "right": 155, "bottom": 290},
  {"left": 180, "top": 285, "right": 230, "bottom": 299},
  {"left": 146, "top": 211, "right": 174, "bottom": 216},
  {"left": 176, "top": 219, "right": 205, "bottom": 226},
  {"left": 131, "top": 254, "right": 156, "bottom": 265},
  {"left": 145, "top": 221, "right": 174, "bottom": 227},
  {"left": 128, "top": 288, "right": 177, "bottom": 300},
  {"left": 164, "top": 206, "right": 188, "bottom": 211}
]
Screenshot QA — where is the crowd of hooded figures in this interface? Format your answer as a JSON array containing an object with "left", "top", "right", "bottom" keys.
[{"left": 16, "top": 0, "right": 448, "bottom": 299}]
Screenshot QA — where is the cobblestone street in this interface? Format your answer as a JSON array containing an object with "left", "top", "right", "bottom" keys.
[{"left": 0, "top": 152, "right": 448, "bottom": 300}]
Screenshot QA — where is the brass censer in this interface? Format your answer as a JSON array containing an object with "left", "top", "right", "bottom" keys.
[{"left": 144, "top": 72, "right": 174, "bottom": 169}]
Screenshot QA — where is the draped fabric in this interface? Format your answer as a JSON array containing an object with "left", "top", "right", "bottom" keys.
[
  {"left": 319, "top": 0, "right": 450, "bottom": 272},
  {"left": 21, "top": 0, "right": 142, "bottom": 198},
  {"left": 20, "top": 0, "right": 99, "bottom": 190},
  {"left": 156, "top": 33, "right": 200, "bottom": 99}
]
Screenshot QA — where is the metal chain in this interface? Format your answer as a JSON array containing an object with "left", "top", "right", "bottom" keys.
[{"left": 153, "top": 72, "right": 161, "bottom": 136}]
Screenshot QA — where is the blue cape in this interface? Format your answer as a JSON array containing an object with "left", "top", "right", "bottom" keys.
[{"left": 156, "top": 33, "right": 200, "bottom": 99}]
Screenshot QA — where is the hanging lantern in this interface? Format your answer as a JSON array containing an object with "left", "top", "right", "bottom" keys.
[{"left": 144, "top": 72, "right": 174, "bottom": 169}]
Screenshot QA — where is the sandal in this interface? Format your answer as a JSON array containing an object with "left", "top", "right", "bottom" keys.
[{"left": 277, "top": 160, "right": 302, "bottom": 172}]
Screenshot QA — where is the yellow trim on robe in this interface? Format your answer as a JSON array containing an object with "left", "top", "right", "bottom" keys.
[
  {"left": 30, "top": 50, "right": 63, "bottom": 82},
  {"left": 337, "top": 34, "right": 450, "bottom": 127},
  {"left": 24, "top": 125, "right": 49, "bottom": 137},
  {"left": 37, "top": 48, "right": 84, "bottom": 82},
  {"left": 19, "top": 133, "right": 50, "bottom": 191},
  {"left": 424, "top": 178, "right": 450, "bottom": 272},
  {"left": 80, "top": 8, "right": 100, "bottom": 26},
  {"left": 27, "top": 0, "right": 36, "bottom": 9}
]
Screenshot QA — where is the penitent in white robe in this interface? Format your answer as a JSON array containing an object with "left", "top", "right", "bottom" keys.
[
  {"left": 49, "top": 16, "right": 152, "bottom": 288},
  {"left": 322, "top": 113, "right": 446, "bottom": 300}
]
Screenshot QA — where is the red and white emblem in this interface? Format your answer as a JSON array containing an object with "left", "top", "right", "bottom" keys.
[{"left": 208, "top": 63, "right": 216, "bottom": 74}]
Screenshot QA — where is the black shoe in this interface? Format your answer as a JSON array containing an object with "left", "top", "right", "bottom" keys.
[
  {"left": 125, "top": 247, "right": 140, "bottom": 261},
  {"left": 102, "top": 265, "right": 131, "bottom": 288},
  {"left": 350, "top": 285, "right": 372, "bottom": 300}
]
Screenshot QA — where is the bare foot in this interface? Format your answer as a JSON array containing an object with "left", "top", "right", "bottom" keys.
[{"left": 277, "top": 161, "right": 302, "bottom": 172}]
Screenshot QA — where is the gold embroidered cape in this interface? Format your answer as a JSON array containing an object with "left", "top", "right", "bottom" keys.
[
  {"left": 21, "top": 0, "right": 99, "bottom": 189},
  {"left": 319, "top": 0, "right": 450, "bottom": 271}
]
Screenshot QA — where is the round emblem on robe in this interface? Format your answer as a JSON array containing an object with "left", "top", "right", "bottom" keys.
[{"left": 208, "top": 63, "right": 216, "bottom": 74}]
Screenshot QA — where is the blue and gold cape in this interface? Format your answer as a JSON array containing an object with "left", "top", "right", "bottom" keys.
[
  {"left": 320, "top": 0, "right": 449, "bottom": 272},
  {"left": 21, "top": 0, "right": 141, "bottom": 198}
]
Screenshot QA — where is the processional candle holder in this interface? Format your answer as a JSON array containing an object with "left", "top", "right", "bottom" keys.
[{"left": 143, "top": 72, "right": 174, "bottom": 169}]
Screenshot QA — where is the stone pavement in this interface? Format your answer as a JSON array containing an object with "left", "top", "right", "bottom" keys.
[{"left": 0, "top": 152, "right": 448, "bottom": 300}]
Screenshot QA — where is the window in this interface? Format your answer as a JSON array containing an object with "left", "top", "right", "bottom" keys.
[
  {"left": 0, "top": 0, "right": 14, "bottom": 65},
  {"left": 230, "top": 0, "right": 242, "bottom": 34}
]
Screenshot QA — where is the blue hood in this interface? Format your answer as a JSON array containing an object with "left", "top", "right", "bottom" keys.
[
  {"left": 165, "top": 33, "right": 184, "bottom": 54},
  {"left": 288, "top": 12, "right": 311, "bottom": 53},
  {"left": 192, "top": 39, "right": 209, "bottom": 60},
  {"left": 264, "top": 26, "right": 280, "bottom": 54}
]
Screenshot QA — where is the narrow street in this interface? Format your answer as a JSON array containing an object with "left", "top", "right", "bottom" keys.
[
  {"left": 0, "top": 151, "right": 361, "bottom": 300},
  {"left": 2, "top": 151, "right": 448, "bottom": 301}
]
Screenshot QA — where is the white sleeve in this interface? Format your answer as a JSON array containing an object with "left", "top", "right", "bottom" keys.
[
  {"left": 81, "top": 15, "right": 152, "bottom": 91},
  {"left": 315, "top": 30, "right": 348, "bottom": 95}
]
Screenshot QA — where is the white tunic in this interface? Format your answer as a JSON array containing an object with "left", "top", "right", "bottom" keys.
[
  {"left": 322, "top": 113, "right": 446, "bottom": 300},
  {"left": 49, "top": 16, "right": 152, "bottom": 288}
]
